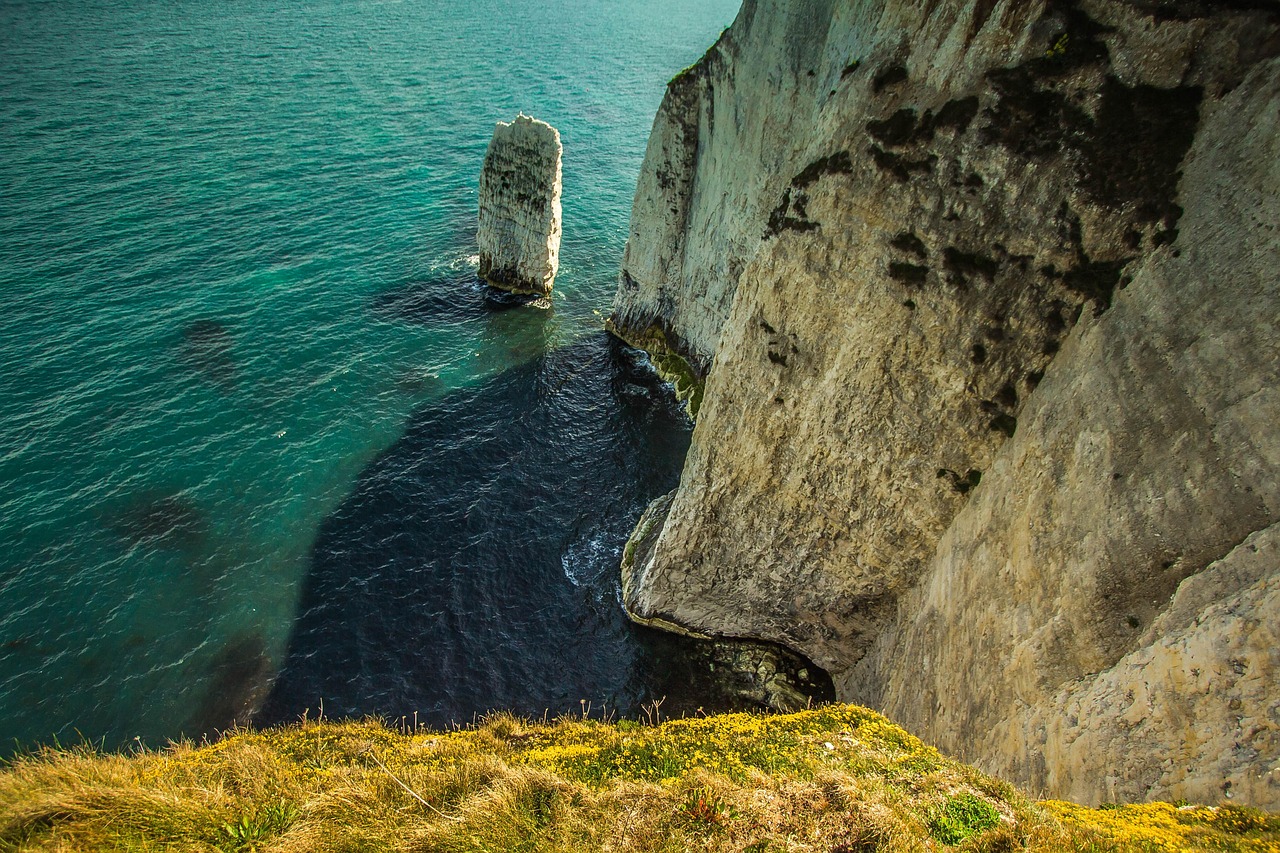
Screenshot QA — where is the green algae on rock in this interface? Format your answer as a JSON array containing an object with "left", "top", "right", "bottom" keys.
[{"left": 605, "top": 317, "right": 705, "bottom": 418}]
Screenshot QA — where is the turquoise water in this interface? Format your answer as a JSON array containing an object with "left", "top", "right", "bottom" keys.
[{"left": 0, "top": 0, "right": 739, "bottom": 749}]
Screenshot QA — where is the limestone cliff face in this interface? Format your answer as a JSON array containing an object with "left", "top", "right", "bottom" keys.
[
  {"left": 610, "top": 0, "right": 843, "bottom": 376},
  {"left": 478, "top": 115, "right": 562, "bottom": 296},
  {"left": 611, "top": 0, "right": 1280, "bottom": 806}
]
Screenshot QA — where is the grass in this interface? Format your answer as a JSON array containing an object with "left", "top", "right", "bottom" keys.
[{"left": 0, "top": 704, "right": 1277, "bottom": 852}]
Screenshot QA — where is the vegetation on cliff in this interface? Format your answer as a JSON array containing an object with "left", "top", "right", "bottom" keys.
[
  {"left": 1, "top": 704, "right": 1277, "bottom": 852},
  {"left": 604, "top": 318, "right": 704, "bottom": 419}
]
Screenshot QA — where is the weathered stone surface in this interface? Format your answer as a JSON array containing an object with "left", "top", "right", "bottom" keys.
[
  {"left": 857, "top": 55, "right": 1280, "bottom": 804},
  {"left": 610, "top": 0, "right": 842, "bottom": 378},
  {"left": 611, "top": 0, "right": 1280, "bottom": 807},
  {"left": 1001, "top": 524, "right": 1280, "bottom": 806},
  {"left": 477, "top": 114, "right": 562, "bottom": 296}
]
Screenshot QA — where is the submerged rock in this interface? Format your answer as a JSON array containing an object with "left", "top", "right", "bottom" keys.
[
  {"left": 477, "top": 114, "right": 562, "bottom": 297},
  {"left": 179, "top": 318, "right": 236, "bottom": 391},
  {"left": 102, "top": 489, "right": 206, "bottom": 551}
]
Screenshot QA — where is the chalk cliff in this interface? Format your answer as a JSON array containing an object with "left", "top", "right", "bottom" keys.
[
  {"left": 478, "top": 114, "right": 562, "bottom": 297},
  {"left": 610, "top": 0, "right": 1280, "bottom": 806}
]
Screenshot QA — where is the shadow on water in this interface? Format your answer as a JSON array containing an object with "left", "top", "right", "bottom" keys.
[
  {"left": 371, "top": 271, "right": 548, "bottom": 329},
  {"left": 260, "top": 332, "right": 830, "bottom": 729}
]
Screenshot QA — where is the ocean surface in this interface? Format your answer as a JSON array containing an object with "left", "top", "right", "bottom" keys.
[{"left": 0, "top": 0, "right": 745, "bottom": 750}]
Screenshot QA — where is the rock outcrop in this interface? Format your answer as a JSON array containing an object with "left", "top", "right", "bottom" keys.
[
  {"left": 477, "top": 114, "right": 562, "bottom": 297},
  {"left": 610, "top": 0, "right": 1280, "bottom": 807}
]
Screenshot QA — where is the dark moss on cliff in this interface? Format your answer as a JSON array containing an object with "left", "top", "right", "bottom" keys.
[
  {"left": 943, "top": 248, "right": 1000, "bottom": 284},
  {"left": 988, "top": 412, "right": 1018, "bottom": 438},
  {"left": 867, "top": 109, "right": 920, "bottom": 147},
  {"left": 872, "top": 63, "right": 908, "bottom": 94},
  {"left": 762, "top": 154, "right": 858, "bottom": 238},
  {"left": 1064, "top": 258, "right": 1131, "bottom": 314},
  {"left": 938, "top": 467, "right": 984, "bottom": 495},
  {"left": 764, "top": 188, "right": 820, "bottom": 238},
  {"left": 1079, "top": 76, "right": 1202, "bottom": 220},
  {"left": 981, "top": 69, "right": 1092, "bottom": 159},
  {"left": 890, "top": 232, "right": 928, "bottom": 259},
  {"left": 934, "top": 96, "right": 981, "bottom": 134},
  {"left": 889, "top": 262, "right": 930, "bottom": 286},
  {"left": 869, "top": 146, "right": 935, "bottom": 182},
  {"left": 792, "top": 151, "right": 854, "bottom": 188}
]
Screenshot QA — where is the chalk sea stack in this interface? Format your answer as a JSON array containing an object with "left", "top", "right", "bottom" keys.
[{"left": 477, "top": 114, "right": 562, "bottom": 297}]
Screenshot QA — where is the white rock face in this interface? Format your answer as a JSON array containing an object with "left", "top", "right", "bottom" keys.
[
  {"left": 611, "top": 0, "right": 1280, "bottom": 807},
  {"left": 477, "top": 114, "right": 562, "bottom": 296},
  {"left": 610, "top": 0, "right": 838, "bottom": 375}
]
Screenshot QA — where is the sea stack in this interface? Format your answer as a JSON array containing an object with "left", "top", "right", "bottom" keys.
[{"left": 477, "top": 114, "right": 562, "bottom": 297}]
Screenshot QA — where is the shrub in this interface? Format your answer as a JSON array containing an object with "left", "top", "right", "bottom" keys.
[{"left": 929, "top": 792, "right": 1001, "bottom": 845}]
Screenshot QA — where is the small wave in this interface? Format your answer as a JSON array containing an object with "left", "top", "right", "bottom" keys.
[
  {"left": 561, "top": 529, "right": 620, "bottom": 589},
  {"left": 427, "top": 251, "right": 482, "bottom": 277}
]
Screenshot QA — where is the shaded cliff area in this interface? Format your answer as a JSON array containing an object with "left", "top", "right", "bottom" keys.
[{"left": 609, "top": 0, "right": 1280, "bottom": 807}]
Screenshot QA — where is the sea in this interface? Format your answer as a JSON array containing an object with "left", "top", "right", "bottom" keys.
[{"left": 0, "top": 0, "right": 753, "bottom": 752}]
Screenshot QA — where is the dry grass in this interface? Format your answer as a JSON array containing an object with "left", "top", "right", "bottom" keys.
[{"left": 0, "top": 704, "right": 1276, "bottom": 852}]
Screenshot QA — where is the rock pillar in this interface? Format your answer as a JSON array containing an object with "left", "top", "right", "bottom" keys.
[{"left": 477, "top": 114, "right": 562, "bottom": 297}]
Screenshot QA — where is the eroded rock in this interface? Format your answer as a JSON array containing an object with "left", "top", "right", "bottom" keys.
[{"left": 477, "top": 114, "right": 562, "bottom": 297}]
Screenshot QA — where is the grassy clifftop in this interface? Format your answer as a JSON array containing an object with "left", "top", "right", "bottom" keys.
[{"left": 1, "top": 704, "right": 1276, "bottom": 852}]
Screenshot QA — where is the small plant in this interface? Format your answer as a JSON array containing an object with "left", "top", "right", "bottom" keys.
[
  {"left": 928, "top": 792, "right": 1000, "bottom": 845},
  {"left": 1045, "top": 32, "right": 1070, "bottom": 58},
  {"left": 1212, "top": 804, "right": 1279, "bottom": 835},
  {"left": 682, "top": 786, "right": 735, "bottom": 828},
  {"left": 219, "top": 801, "right": 298, "bottom": 852},
  {"left": 640, "top": 695, "right": 666, "bottom": 727}
]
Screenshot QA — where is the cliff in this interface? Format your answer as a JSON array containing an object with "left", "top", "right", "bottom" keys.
[
  {"left": 610, "top": 0, "right": 1280, "bottom": 807},
  {"left": 477, "top": 114, "right": 563, "bottom": 297}
]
